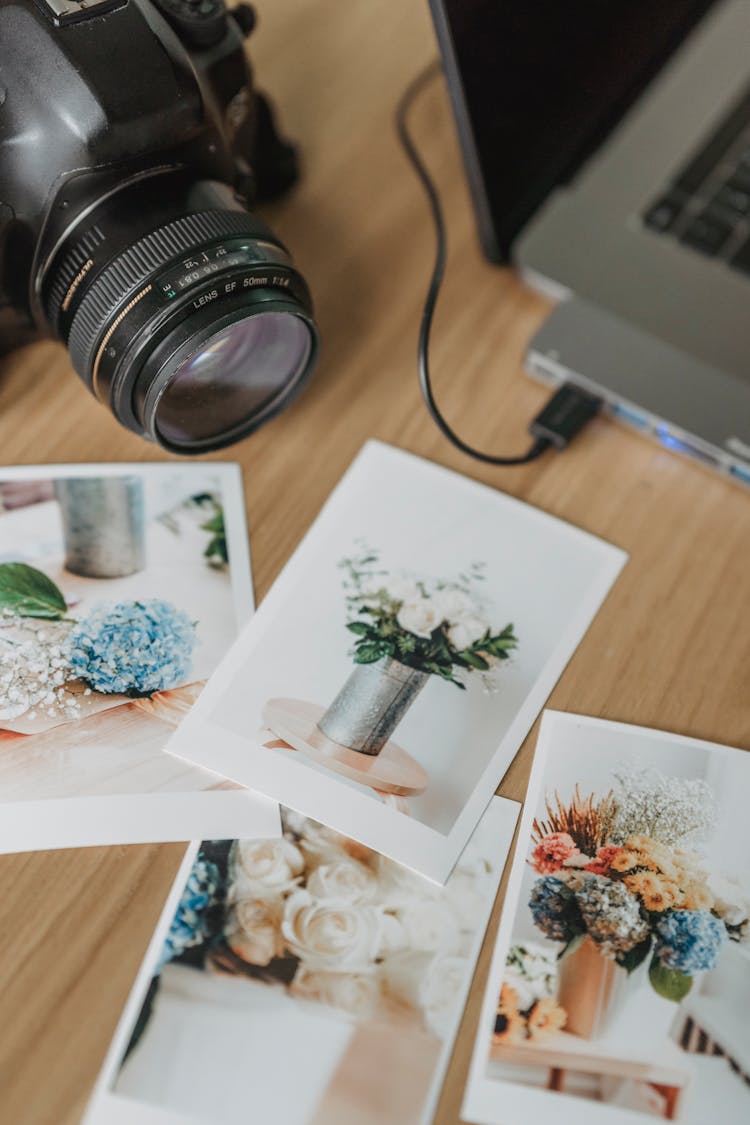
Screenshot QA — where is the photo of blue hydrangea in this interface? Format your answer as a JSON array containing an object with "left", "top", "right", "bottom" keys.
[{"left": 67, "top": 600, "right": 196, "bottom": 697}]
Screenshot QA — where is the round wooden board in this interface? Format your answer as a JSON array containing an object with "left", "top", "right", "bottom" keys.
[{"left": 261, "top": 697, "right": 429, "bottom": 797}]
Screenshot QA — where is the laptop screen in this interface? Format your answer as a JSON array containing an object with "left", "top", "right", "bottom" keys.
[{"left": 431, "top": 0, "right": 718, "bottom": 261}]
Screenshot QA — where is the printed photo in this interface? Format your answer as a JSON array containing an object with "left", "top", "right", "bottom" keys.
[
  {"left": 166, "top": 441, "right": 626, "bottom": 880},
  {"left": 464, "top": 711, "right": 750, "bottom": 1125},
  {"left": 84, "top": 796, "right": 519, "bottom": 1125},
  {"left": 0, "top": 463, "right": 278, "bottom": 852}
]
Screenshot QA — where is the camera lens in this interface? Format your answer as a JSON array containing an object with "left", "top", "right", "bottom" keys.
[
  {"left": 42, "top": 178, "right": 319, "bottom": 453},
  {"left": 152, "top": 311, "right": 313, "bottom": 447}
]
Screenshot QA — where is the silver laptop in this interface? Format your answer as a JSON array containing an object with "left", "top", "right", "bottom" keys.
[{"left": 431, "top": 0, "right": 750, "bottom": 486}]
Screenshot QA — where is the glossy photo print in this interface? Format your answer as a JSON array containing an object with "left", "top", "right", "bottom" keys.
[
  {"left": 84, "top": 796, "right": 519, "bottom": 1125},
  {"left": 0, "top": 462, "right": 278, "bottom": 852},
  {"left": 464, "top": 711, "right": 750, "bottom": 1125},
  {"left": 166, "top": 441, "right": 627, "bottom": 881}
]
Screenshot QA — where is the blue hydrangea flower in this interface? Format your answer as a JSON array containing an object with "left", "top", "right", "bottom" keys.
[
  {"left": 159, "top": 858, "right": 220, "bottom": 968},
  {"left": 529, "top": 875, "right": 584, "bottom": 943},
  {"left": 67, "top": 599, "right": 196, "bottom": 696},
  {"left": 654, "top": 909, "right": 727, "bottom": 973}
]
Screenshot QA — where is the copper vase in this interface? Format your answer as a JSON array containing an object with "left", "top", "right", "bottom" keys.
[{"left": 556, "top": 937, "right": 628, "bottom": 1039}]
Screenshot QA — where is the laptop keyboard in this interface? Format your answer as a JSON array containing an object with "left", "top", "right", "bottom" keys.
[{"left": 642, "top": 85, "right": 750, "bottom": 275}]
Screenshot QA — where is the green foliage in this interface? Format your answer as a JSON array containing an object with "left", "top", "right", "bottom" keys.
[
  {"left": 338, "top": 544, "right": 519, "bottom": 687},
  {"left": 200, "top": 510, "right": 228, "bottom": 567},
  {"left": 617, "top": 935, "right": 652, "bottom": 974},
  {"left": 0, "top": 563, "right": 68, "bottom": 620},
  {"left": 648, "top": 957, "right": 693, "bottom": 1001}
]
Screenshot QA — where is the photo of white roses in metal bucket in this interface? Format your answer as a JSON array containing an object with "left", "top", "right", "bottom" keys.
[
  {"left": 166, "top": 442, "right": 627, "bottom": 881},
  {"left": 464, "top": 712, "right": 750, "bottom": 1125},
  {"left": 0, "top": 463, "right": 278, "bottom": 853},
  {"left": 84, "top": 797, "right": 519, "bottom": 1125}
]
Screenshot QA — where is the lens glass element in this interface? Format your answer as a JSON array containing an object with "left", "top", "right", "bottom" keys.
[{"left": 154, "top": 311, "right": 312, "bottom": 445}]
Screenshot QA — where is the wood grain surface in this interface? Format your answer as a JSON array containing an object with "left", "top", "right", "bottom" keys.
[{"left": 0, "top": 2, "right": 748, "bottom": 1122}]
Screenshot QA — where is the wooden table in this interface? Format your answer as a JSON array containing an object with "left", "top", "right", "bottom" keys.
[
  {"left": 0, "top": 2, "right": 748, "bottom": 1122},
  {"left": 490, "top": 1034, "right": 690, "bottom": 1120}
]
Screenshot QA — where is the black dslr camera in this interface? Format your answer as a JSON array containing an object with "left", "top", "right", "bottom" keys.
[{"left": 0, "top": 0, "right": 318, "bottom": 453}]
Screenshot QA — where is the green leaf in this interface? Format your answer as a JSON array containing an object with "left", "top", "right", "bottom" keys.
[
  {"left": 648, "top": 957, "right": 693, "bottom": 1002},
  {"left": 617, "top": 936, "right": 652, "bottom": 974},
  {"left": 460, "top": 651, "right": 490, "bottom": 671},
  {"left": 346, "top": 621, "right": 370, "bottom": 635},
  {"left": 200, "top": 514, "right": 224, "bottom": 534},
  {"left": 353, "top": 643, "right": 383, "bottom": 664},
  {"left": 0, "top": 563, "right": 68, "bottom": 619}
]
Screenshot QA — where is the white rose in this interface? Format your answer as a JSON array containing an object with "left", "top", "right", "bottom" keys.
[
  {"left": 227, "top": 897, "right": 284, "bottom": 967},
  {"left": 397, "top": 898, "right": 463, "bottom": 955},
  {"left": 294, "top": 821, "right": 352, "bottom": 871},
  {"left": 384, "top": 575, "right": 421, "bottom": 604},
  {"left": 307, "top": 859, "right": 378, "bottom": 905},
  {"left": 446, "top": 615, "right": 488, "bottom": 651},
  {"left": 382, "top": 951, "right": 467, "bottom": 1040},
  {"left": 434, "top": 588, "right": 475, "bottom": 619},
  {"left": 708, "top": 872, "right": 750, "bottom": 927},
  {"left": 396, "top": 597, "right": 442, "bottom": 638},
  {"left": 503, "top": 967, "right": 537, "bottom": 1012},
  {"left": 291, "top": 966, "right": 382, "bottom": 1019},
  {"left": 376, "top": 854, "right": 440, "bottom": 909},
  {"left": 420, "top": 954, "right": 469, "bottom": 1039},
  {"left": 282, "top": 890, "right": 383, "bottom": 971},
  {"left": 230, "top": 837, "right": 304, "bottom": 899}
]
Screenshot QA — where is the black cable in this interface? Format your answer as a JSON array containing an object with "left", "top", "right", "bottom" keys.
[{"left": 396, "top": 62, "right": 601, "bottom": 465}]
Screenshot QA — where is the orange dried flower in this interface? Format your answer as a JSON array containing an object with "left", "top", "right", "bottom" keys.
[
  {"left": 498, "top": 982, "right": 520, "bottom": 1014},
  {"left": 494, "top": 982, "right": 524, "bottom": 1045},
  {"left": 493, "top": 1011, "right": 526, "bottom": 1045},
  {"left": 610, "top": 849, "right": 639, "bottom": 873},
  {"left": 527, "top": 997, "right": 566, "bottom": 1040}
]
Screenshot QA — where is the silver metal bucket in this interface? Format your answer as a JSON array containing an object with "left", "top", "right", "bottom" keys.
[
  {"left": 317, "top": 657, "right": 428, "bottom": 755},
  {"left": 55, "top": 476, "right": 145, "bottom": 579}
]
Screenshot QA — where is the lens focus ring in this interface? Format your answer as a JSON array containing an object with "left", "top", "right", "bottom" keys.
[{"left": 61, "top": 209, "right": 282, "bottom": 385}]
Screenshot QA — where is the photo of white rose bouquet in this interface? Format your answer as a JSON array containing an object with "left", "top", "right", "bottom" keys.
[
  {"left": 103, "top": 798, "right": 517, "bottom": 1125},
  {"left": 150, "top": 808, "right": 496, "bottom": 1036}
]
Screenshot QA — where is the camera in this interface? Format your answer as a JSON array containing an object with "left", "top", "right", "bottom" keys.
[{"left": 0, "top": 0, "right": 319, "bottom": 453}]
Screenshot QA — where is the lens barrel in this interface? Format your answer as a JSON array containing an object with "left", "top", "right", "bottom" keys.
[{"left": 43, "top": 178, "right": 318, "bottom": 453}]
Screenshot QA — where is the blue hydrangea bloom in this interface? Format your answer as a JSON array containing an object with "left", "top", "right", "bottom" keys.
[
  {"left": 529, "top": 875, "right": 584, "bottom": 943},
  {"left": 159, "top": 858, "right": 220, "bottom": 968},
  {"left": 655, "top": 909, "right": 727, "bottom": 973},
  {"left": 67, "top": 599, "right": 196, "bottom": 696}
]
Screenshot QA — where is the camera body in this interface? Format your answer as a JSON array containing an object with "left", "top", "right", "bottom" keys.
[{"left": 0, "top": 0, "right": 318, "bottom": 452}]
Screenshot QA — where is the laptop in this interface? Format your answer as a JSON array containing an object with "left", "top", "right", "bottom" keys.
[{"left": 430, "top": 0, "right": 750, "bottom": 486}]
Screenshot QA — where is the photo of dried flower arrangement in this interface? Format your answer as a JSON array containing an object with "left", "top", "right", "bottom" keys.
[{"left": 465, "top": 711, "right": 750, "bottom": 1125}]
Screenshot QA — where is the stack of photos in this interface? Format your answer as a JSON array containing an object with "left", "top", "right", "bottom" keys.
[
  {"left": 464, "top": 712, "right": 750, "bottom": 1125},
  {"left": 166, "top": 441, "right": 627, "bottom": 880},
  {"left": 84, "top": 797, "right": 520, "bottom": 1125},
  {"left": 0, "top": 463, "right": 278, "bottom": 852}
]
